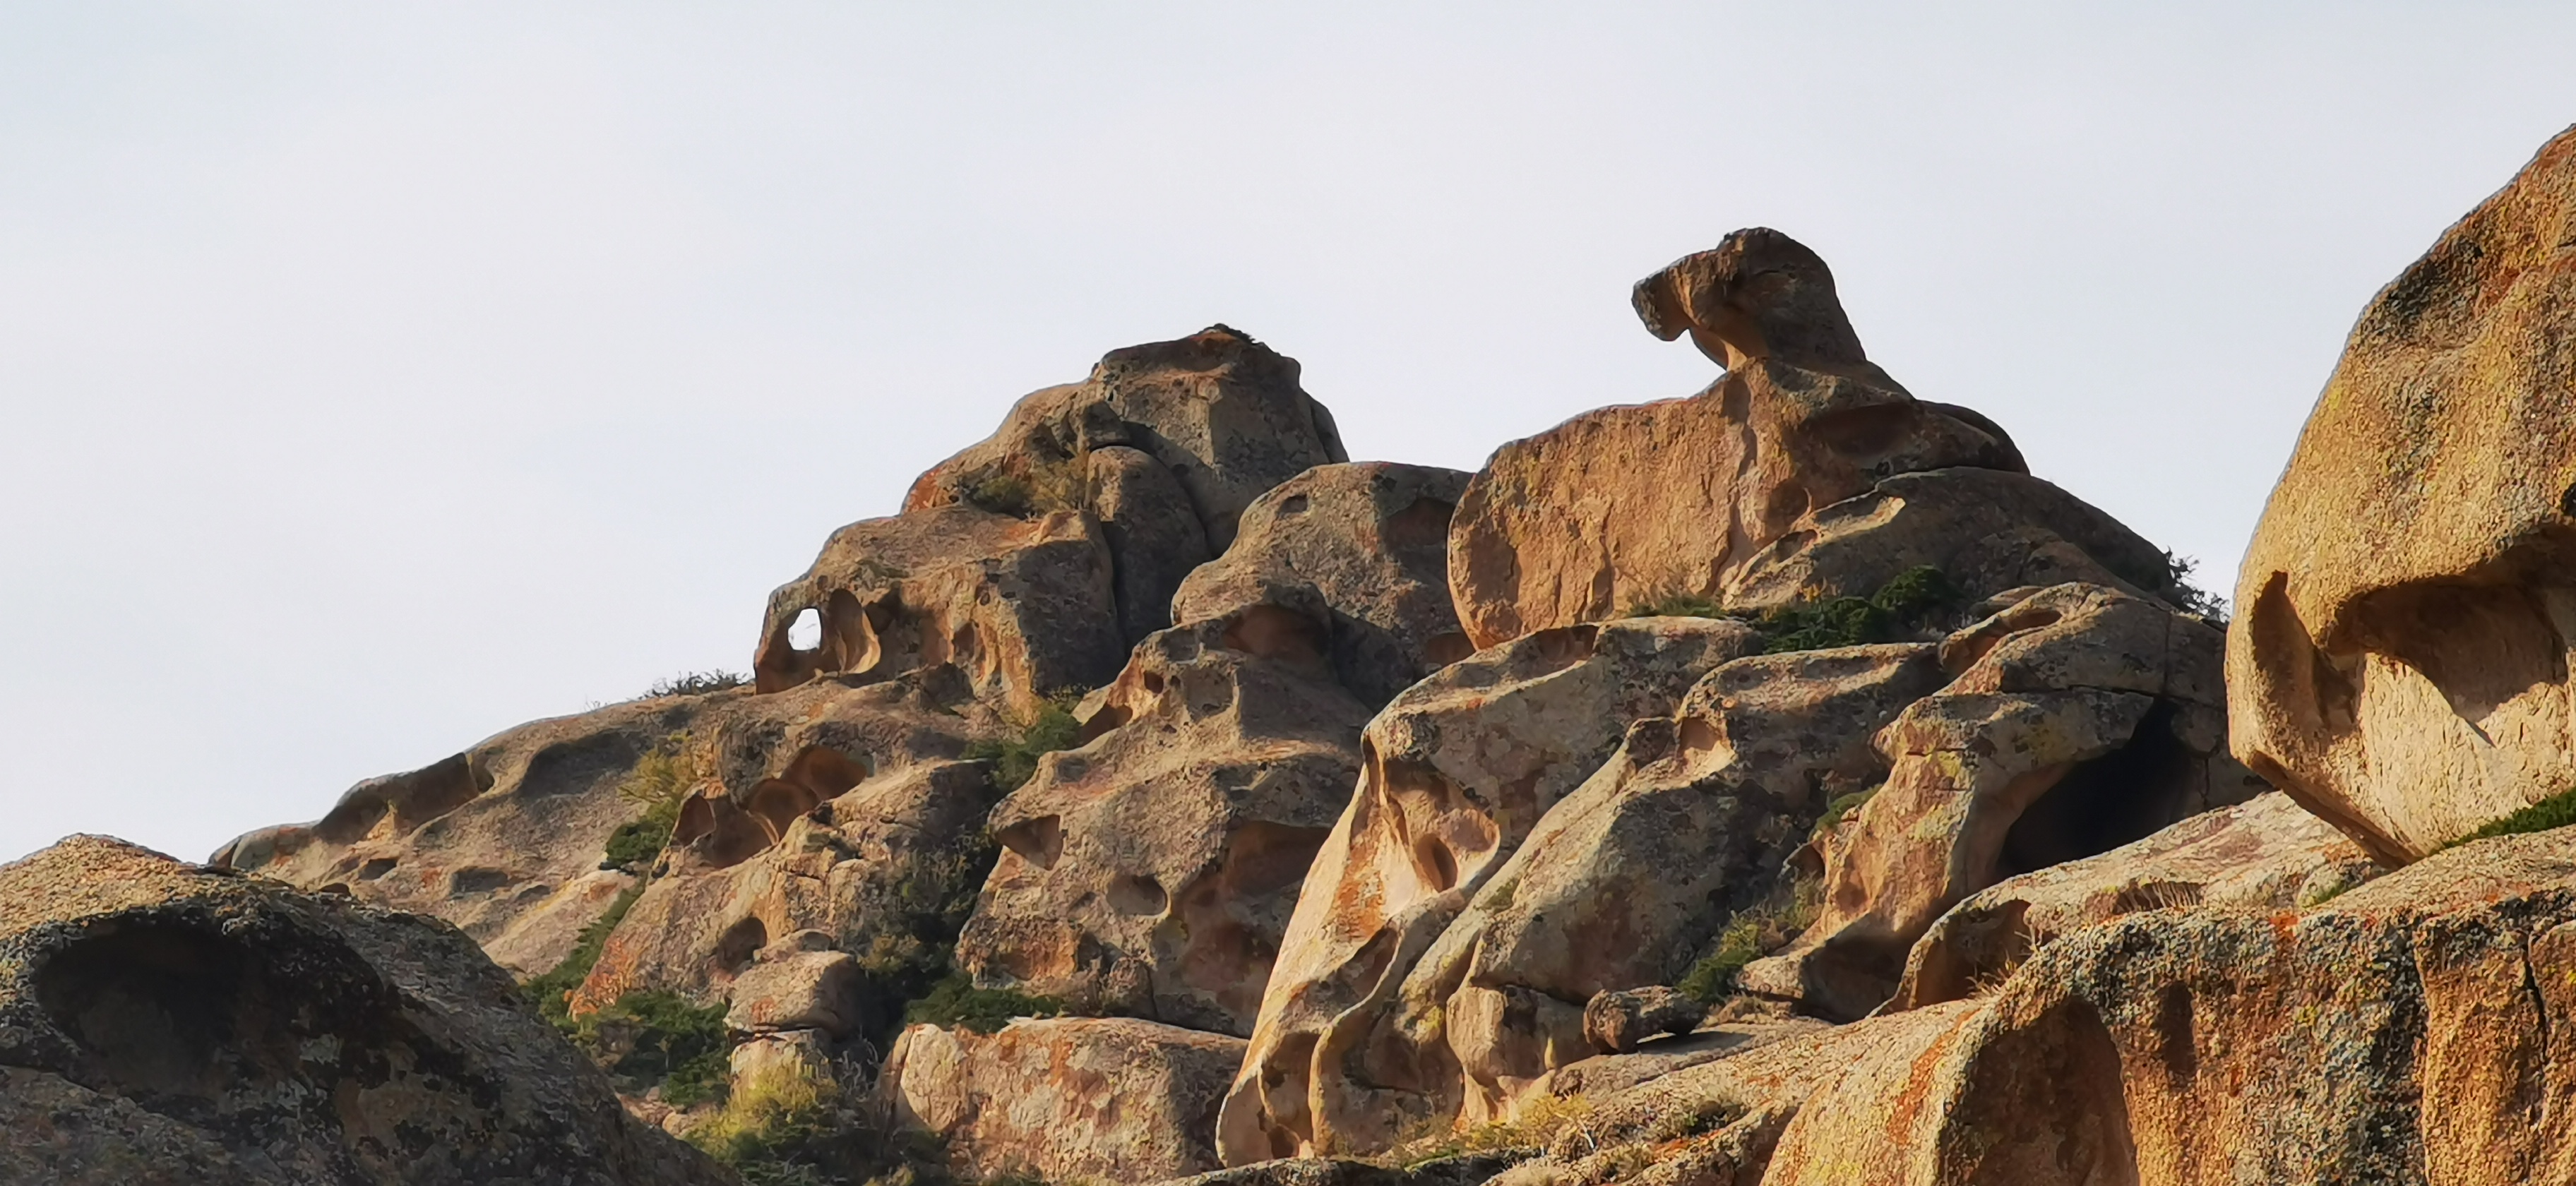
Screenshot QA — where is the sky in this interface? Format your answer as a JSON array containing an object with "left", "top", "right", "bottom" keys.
[{"left": 4, "top": 3, "right": 2572, "bottom": 865}]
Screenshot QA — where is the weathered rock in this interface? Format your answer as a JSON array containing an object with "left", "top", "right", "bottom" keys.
[
  {"left": 1404, "top": 643, "right": 1945, "bottom": 1128},
  {"left": 2231, "top": 124, "right": 2576, "bottom": 863},
  {"left": 749, "top": 503, "right": 1127, "bottom": 712},
  {"left": 0, "top": 836, "right": 724, "bottom": 1185},
  {"left": 1171, "top": 461, "right": 1477, "bottom": 707},
  {"left": 1219, "top": 618, "right": 1759, "bottom": 1163},
  {"left": 885, "top": 1017, "right": 1247, "bottom": 1184},
  {"left": 572, "top": 755, "right": 997, "bottom": 1024},
  {"left": 1580, "top": 986, "right": 1707, "bottom": 1055},
  {"left": 1886, "top": 791, "right": 2383, "bottom": 1012},
  {"left": 1505, "top": 825, "right": 2576, "bottom": 1186},
  {"left": 1722, "top": 466, "right": 2194, "bottom": 616},
  {"left": 217, "top": 673, "right": 998, "bottom": 996},
  {"left": 1447, "top": 229, "right": 2025, "bottom": 651},
  {"left": 958, "top": 609, "right": 1373, "bottom": 1036},
  {"left": 1748, "top": 583, "right": 2267, "bottom": 1021},
  {"left": 724, "top": 950, "right": 864, "bottom": 1036},
  {"left": 907, "top": 323, "right": 1348, "bottom": 561}
]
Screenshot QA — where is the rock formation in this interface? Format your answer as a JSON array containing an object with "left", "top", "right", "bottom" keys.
[
  {"left": 953, "top": 462, "right": 1468, "bottom": 1038},
  {"left": 2231, "top": 124, "right": 2576, "bottom": 863},
  {"left": 885, "top": 1016, "right": 1247, "bottom": 1183},
  {"left": 1447, "top": 228, "right": 2106, "bottom": 651},
  {"left": 0, "top": 836, "right": 724, "bottom": 1185},
  {"left": 1744, "top": 583, "right": 2267, "bottom": 1020},
  {"left": 1220, "top": 618, "right": 1758, "bottom": 1161}
]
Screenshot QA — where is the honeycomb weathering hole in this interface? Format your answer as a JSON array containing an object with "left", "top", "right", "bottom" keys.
[
  {"left": 1998, "top": 702, "right": 2200, "bottom": 880},
  {"left": 787, "top": 606, "right": 824, "bottom": 652}
]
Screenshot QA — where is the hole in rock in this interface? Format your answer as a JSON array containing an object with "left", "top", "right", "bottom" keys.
[
  {"left": 994, "top": 815, "right": 1065, "bottom": 870},
  {"left": 1278, "top": 494, "right": 1311, "bottom": 516},
  {"left": 356, "top": 858, "right": 397, "bottom": 881},
  {"left": 1223, "top": 605, "right": 1326, "bottom": 665},
  {"left": 1998, "top": 702, "right": 2198, "bottom": 879},
  {"left": 1108, "top": 874, "right": 1170, "bottom": 916},
  {"left": 788, "top": 606, "right": 823, "bottom": 652},
  {"left": 715, "top": 917, "right": 768, "bottom": 974},
  {"left": 447, "top": 867, "right": 513, "bottom": 897}
]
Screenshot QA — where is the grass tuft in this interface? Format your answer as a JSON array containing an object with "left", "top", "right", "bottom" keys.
[
  {"left": 1676, "top": 880, "right": 1821, "bottom": 1005},
  {"left": 602, "top": 732, "right": 705, "bottom": 872},
  {"left": 524, "top": 882, "right": 645, "bottom": 1026},
  {"left": 2454, "top": 785, "right": 2576, "bottom": 846},
  {"left": 1377, "top": 1093, "right": 1593, "bottom": 1171},
  {"left": 564, "top": 988, "right": 733, "bottom": 1106},
  {"left": 1749, "top": 565, "right": 1960, "bottom": 654},
  {"left": 1624, "top": 592, "right": 1726, "bottom": 620},
  {"left": 644, "top": 671, "right": 749, "bottom": 698}
]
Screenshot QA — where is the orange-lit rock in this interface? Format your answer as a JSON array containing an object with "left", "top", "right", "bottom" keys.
[{"left": 886, "top": 1017, "right": 1246, "bottom": 1184}]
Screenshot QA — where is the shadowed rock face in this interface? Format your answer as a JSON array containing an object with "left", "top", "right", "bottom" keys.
[
  {"left": 213, "top": 671, "right": 1002, "bottom": 984},
  {"left": 2231, "top": 124, "right": 2576, "bottom": 863},
  {"left": 1445, "top": 228, "right": 2031, "bottom": 652},
  {"left": 1745, "top": 585, "right": 2265, "bottom": 1022},
  {"left": 885, "top": 1017, "right": 1247, "bottom": 1185},
  {"left": 0, "top": 837, "right": 726, "bottom": 1186}
]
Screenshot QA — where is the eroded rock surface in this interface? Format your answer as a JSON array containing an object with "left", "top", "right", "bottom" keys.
[
  {"left": 0, "top": 837, "right": 724, "bottom": 1186},
  {"left": 217, "top": 672, "right": 1000, "bottom": 991},
  {"left": 1220, "top": 618, "right": 1759, "bottom": 1162},
  {"left": 958, "top": 611, "right": 1373, "bottom": 1035},
  {"left": 1747, "top": 583, "right": 2266, "bottom": 1020},
  {"left": 1495, "top": 826, "right": 2576, "bottom": 1186},
  {"left": 1171, "top": 462, "right": 1476, "bottom": 707},
  {"left": 2231, "top": 124, "right": 2576, "bottom": 862},
  {"left": 886, "top": 1017, "right": 1247, "bottom": 1184},
  {"left": 1447, "top": 229, "right": 2028, "bottom": 650}
]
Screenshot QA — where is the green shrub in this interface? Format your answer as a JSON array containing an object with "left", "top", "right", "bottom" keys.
[
  {"left": 1811, "top": 786, "right": 1880, "bottom": 841},
  {"left": 601, "top": 733, "right": 703, "bottom": 872},
  {"left": 523, "top": 882, "right": 644, "bottom": 1026},
  {"left": 645, "top": 671, "right": 749, "bottom": 698},
  {"left": 1750, "top": 565, "right": 1960, "bottom": 654},
  {"left": 965, "top": 473, "right": 1036, "bottom": 517},
  {"left": 2111, "top": 550, "right": 2229, "bottom": 623},
  {"left": 565, "top": 988, "right": 733, "bottom": 1103},
  {"left": 965, "top": 693, "right": 1085, "bottom": 793},
  {"left": 2455, "top": 786, "right": 2576, "bottom": 846},
  {"left": 962, "top": 459, "right": 1086, "bottom": 520},
  {"left": 1676, "top": 881, "right": 1822, "bottom": 1005},
  {"left": 903, "top": 973, "right": 1066, "bottom": 1034}
]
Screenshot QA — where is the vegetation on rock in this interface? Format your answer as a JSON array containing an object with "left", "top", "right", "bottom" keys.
[
  {"left": 603, "top": 731, "right": 705, "bottom": 872},
  {"left": 525, "top": 882, "right": 645, "bottom": 1026},
  {"left": 2453, "top": 785, "right": 2576, "bottom": 846},
  {"left": 1378, "top": 1092, "right": 1594, "bottom": 1172},
  {"left": 902, "top": 973, "right": 1066, "bottom": 1034},
  {"left": 962, "top": 458, "right": 1086, "bottom": 520},
  {"left": 963, "top": 693, "right": 1085, "bottom": 793},
  {"left": 566, "top": 988, "right": 734, "bottom": 1107},
  {"left": 685, "top": 1059, "right": 950, "bottom": 1186},
  {"left": 1622, "top": 566, "right": 1962, "bottom": 653},
  {"left": 1678, "top": 880, "right": 1821, "bottom": 1005},
  {"left": 645, "top": 670, "right": 751, "bottom": 698}
]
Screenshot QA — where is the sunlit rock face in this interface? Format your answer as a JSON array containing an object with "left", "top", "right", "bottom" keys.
[{"left": 2231, "top": 124, "right": 2576, "bottom": 863}]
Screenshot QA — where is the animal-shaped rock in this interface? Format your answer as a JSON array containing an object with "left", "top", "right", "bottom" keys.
[
  {"left": 0, "top": 837, "right": 726, "bottom": 1186},
  {"left": 2231, "top": 124, "right": 2576, "bottom": 863},
  {"left": 1445, "top": 229, "right": 2027, "bottom": 650}
]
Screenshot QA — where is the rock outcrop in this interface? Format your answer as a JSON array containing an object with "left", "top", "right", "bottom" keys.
[
  {"left": 1746, "top": 583, "right": 2266, "bottom": 1020},
  {"left": 2231, "top": 124, "right": 2576, "bottom": 863},
  {"left": 0, "top": 837, "right": 724, "bottom": 1186},
  {"left": 1220, "top": 618, "right": 1759, "bottom": 1162},
  {"left": 956, "top": 464, "right": 1474, "bottom": 1038},
  {"left": 1446, "top": 229, "right": 2042, "bottom": 651},
  {"left": 886, "top": 1017, "right": 1248, "bottom": 1184},
  {"left": 1490, "top": 826, "right": 2576, "bottom": 1186},
  {"left": 1171, "top": 462, "right": 1477, "bottom": 707}
]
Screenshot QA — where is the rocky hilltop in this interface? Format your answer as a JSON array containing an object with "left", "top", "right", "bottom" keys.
[{"left": 12, "top": 123, "right": 2576, "bottom": 1185}]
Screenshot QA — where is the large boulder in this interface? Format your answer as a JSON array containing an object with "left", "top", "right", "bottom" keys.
[
  {"left": 885, "top": 1017, "right": 1247, "bottom": 1184},
  {"left": 1171, "top": 462, "right": 1477, "bottom": 707},
  {"left": 215, "top": 671, "right": 999, "bottom": 986},
  {"left": 1746, "top": 584, "right": 2267, "bottom": 1020},
  {"left": 2231, "top": 124, "right": 2576, "bottom": 863},
  {"left": 0, "top": 837, "right": 724, "bottom": 1186},
  {"left": 1218, "top": 617, "right": 1759, "bottom": 1163},
  {"left": 1445, "top": 229, "right": 2027, "bottom": 651},
  {"left": 957, "top": 611, "right": 1373, "bottom": 1036},
  {"left": 1494, "top": 825, "right": 2576, "bottom": 1186}
]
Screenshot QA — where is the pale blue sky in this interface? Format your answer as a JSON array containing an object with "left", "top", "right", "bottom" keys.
[{"left": 4, "top": 3, "right": 2572, "bottom": 863}]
